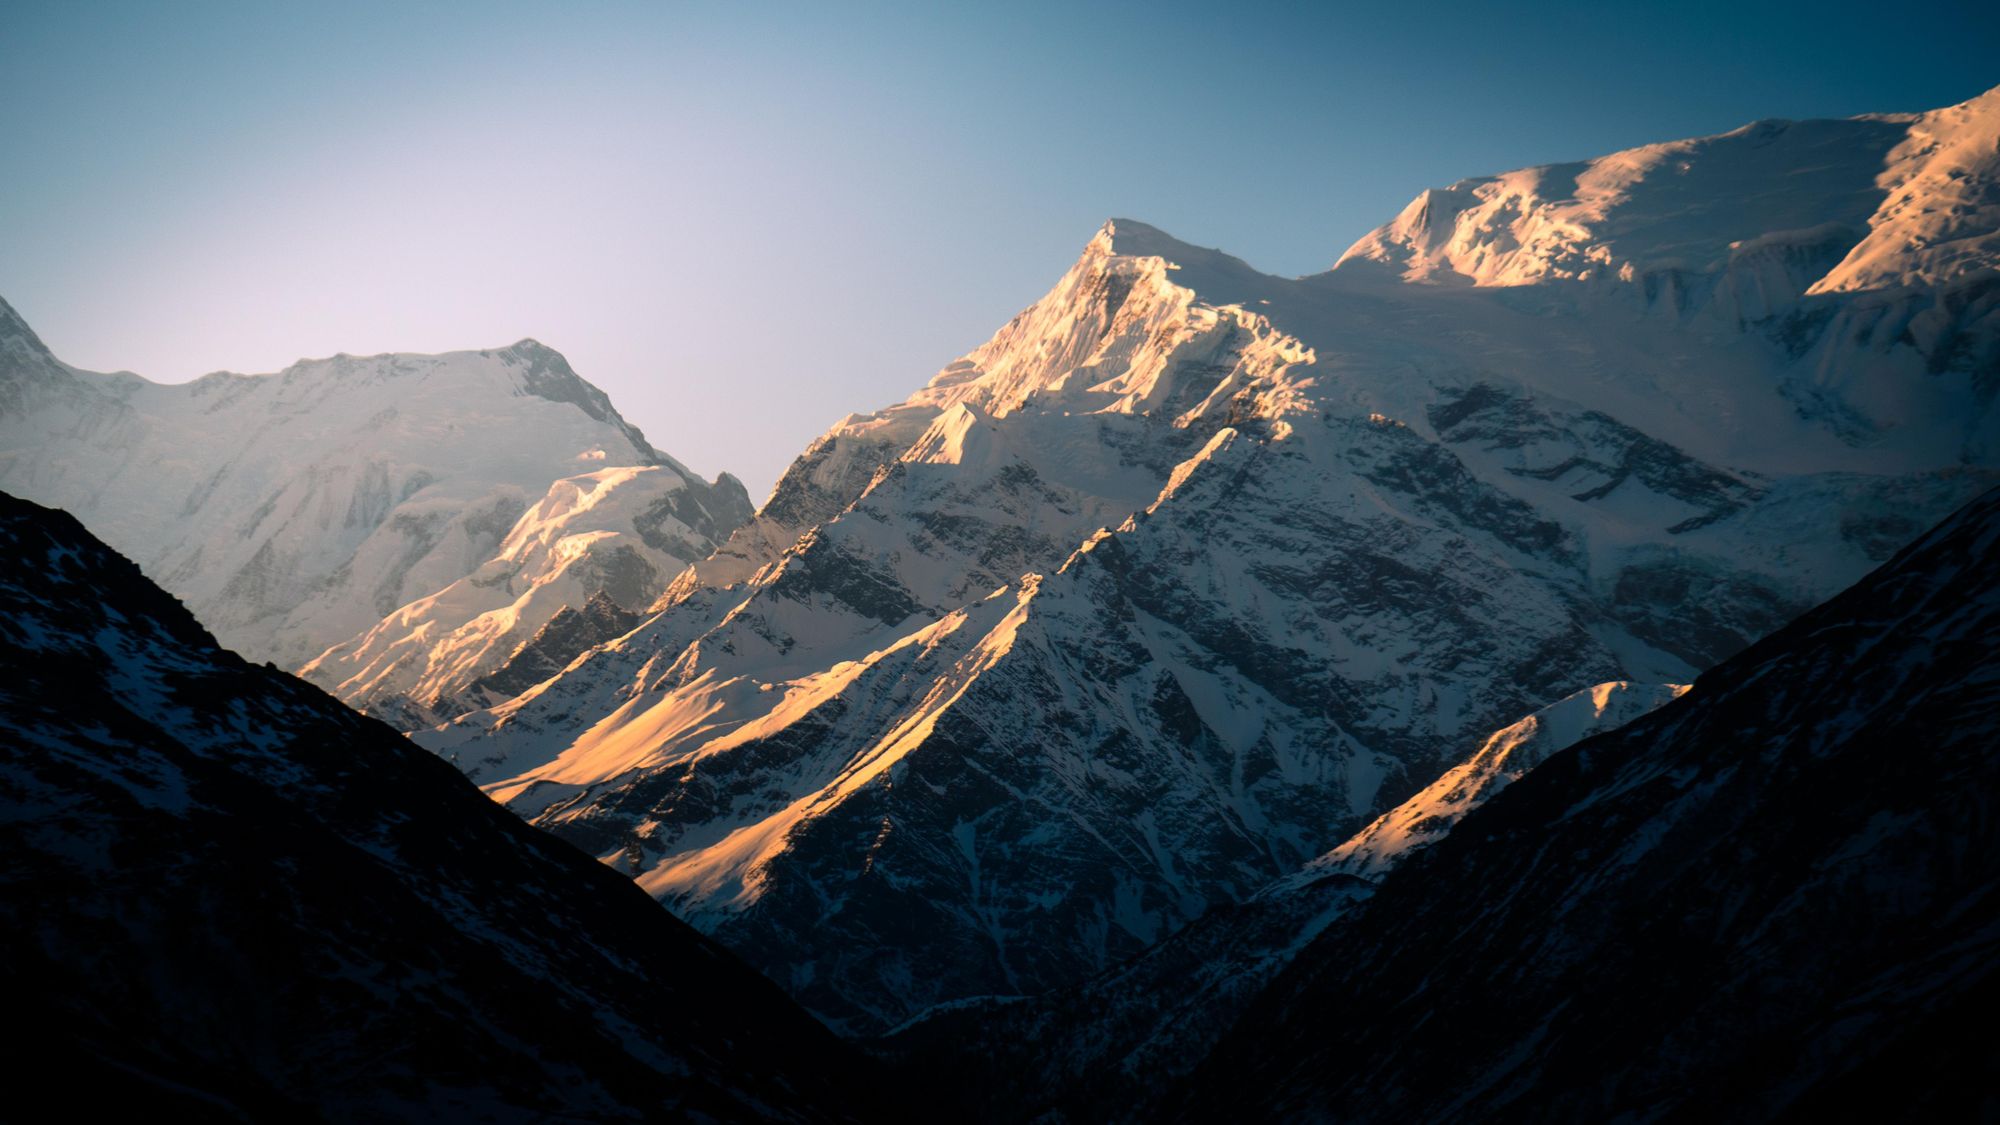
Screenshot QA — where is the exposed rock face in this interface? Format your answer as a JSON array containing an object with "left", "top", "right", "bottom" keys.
[
  {"left": 0, "top": 489, "right": 874, "bottom": 1122},
  {"left": 1183, "top": 484, "right": 2000, "bottom": 1123},
  {"left": 0, "top": 312, "right": 751, "bottom": 670},
  {"left": 425, "top": 89, "right": 1999, "bottom": 1034}
]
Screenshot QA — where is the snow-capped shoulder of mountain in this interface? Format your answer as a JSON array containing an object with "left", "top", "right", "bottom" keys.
[
  {"left": 1812, "top": 84, "right": 2000, "bottom": 294},
  {"left": 1334, "top": 83, "right": 2000, "bottom": 301},
  {"left": 1301, "top": 680, "right": 1688, "bottom": 881},
  {"left": 301, "top": 461, "right": 749, "bottom": 724},
  {"left": 0, "top": 302, "right": 752, "bottom": 668}
]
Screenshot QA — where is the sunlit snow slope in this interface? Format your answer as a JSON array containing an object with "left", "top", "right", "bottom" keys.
[
  {"left": 300, "top": 462, "right": 751, "bottom": 726},
  {"left": 428, "top": 86, "right": 2000, "bottom": 1033},
  {"left": 1336, "top": 84, "right": 2000, "bottom": 303}
]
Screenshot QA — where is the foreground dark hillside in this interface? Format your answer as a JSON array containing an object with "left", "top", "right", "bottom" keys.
[
  {"left": 0, "top": 490, "right": 876, "bottom": 1122},
  {"left": 1183, "top": 484, "right": 2000, "bottom": 1121}
]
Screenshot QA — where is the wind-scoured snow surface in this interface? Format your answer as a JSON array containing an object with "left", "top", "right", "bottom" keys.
[
  {"left": 1181, "top": 484, "right": 2000, "bottom": 1123},
  {"left": 423, "top": 85, "right": 2000, "bottom": 1034},
  {"left": 0, "top": 315, "right": 753, "bottom": 670},
  {"left": 0, "top": 490, "right": 875, "bottom": 1122}
]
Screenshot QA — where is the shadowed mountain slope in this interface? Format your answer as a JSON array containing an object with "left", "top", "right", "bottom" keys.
[
  {"left": 0, "top": 490, "right": 874, "bottom": 1122},
  {"left": 1183, "top": 485, "right": 2000, "bottom": 1122}
]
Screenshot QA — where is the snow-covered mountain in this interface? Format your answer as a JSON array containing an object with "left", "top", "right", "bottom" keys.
[
  {"left": 0, "top": 489, "right": 876, "bottom": 1121},
  {"left": 299, "top": 462, "right": 750, "bottom": 726},
  {"left": 424, "top": 85, "right": 2000, "bottom": 1033},
  {"left": 0, "top": 303, "right": 751, "bottom": 669},
  {"left": 1336, "top": 85, "right": 2000, "bottom": 298},
  {"left": 1178, "top": 482, "right": 2000, "bottom": 1122}
]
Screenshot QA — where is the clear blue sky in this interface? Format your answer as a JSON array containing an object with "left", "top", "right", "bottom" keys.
[{"left": 4, "top": 0, "right": 1994, "bottom": 498}]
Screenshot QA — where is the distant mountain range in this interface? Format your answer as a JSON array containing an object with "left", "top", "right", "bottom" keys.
[{"left": 0, "top": 306, "right": 751, "bottom": 672}]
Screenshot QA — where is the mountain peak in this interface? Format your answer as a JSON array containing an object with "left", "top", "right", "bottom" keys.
[
  {"left": 504, "top": 336, "right": 559, "bottom": 357},
  {"left": 481, "top": 337, "right": 666, "bottom": 465},
  {"left": 1089, "top": 218, "right": 1253, "bottom": 272},
  {"left": 0, "top": 296, "right": 71, "bottom": 414},
  {"left": 1082, "top": 218, "right": 1271, "bottom": 301},
  {"left": 0, "top": 294, "right": 31, "bottom": 335},
  {"left": 1094, "top": 217, "right": 1185, "bottom": 258},
  {"left": 0, "top": 295, "right": 59, "bottom": 368}
]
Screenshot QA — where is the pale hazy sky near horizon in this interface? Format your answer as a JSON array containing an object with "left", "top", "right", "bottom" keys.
[{"left": 4, "top": 1, "right": 1996, "bottom": 499}]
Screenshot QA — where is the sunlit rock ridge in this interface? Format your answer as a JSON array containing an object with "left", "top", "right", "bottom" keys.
[
  {"left": 424, "top": 85, "right": 1999, "bottom": 1034},
  {"left": 0, "top": 310, "right": 753, "bottom": 672}
]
